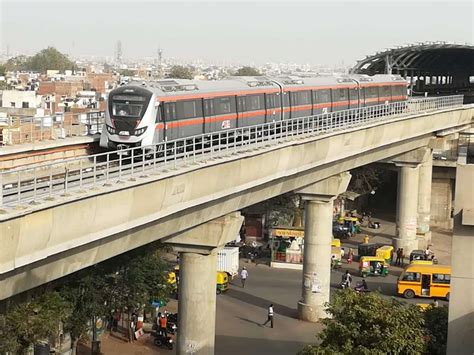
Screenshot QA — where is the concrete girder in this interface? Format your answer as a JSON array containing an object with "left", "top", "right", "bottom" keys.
[{"left": 0, "top": 107, "right": 472, "bottom": 300}]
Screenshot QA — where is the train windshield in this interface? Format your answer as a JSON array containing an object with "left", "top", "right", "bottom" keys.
[{"left": 111, "top": 95, "right": 146, "bottom": 118}]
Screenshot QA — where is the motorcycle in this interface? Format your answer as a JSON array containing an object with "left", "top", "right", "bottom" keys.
[
  {"left": 153, "top": 330, "right": 174, "bottom": 350},
  {"left": 354, "top": 281, "right": 370, "bottom": 293},
  {"left": 340, "top": 280, "right": 351, "bottom": 289},
  {"left": 167, "top": 322, "right": 178, "bottom": 334}
]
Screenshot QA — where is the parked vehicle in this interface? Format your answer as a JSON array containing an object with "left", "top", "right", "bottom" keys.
[
  {"left": 376, "top": 245, "right": 394, "bottom": 264},
  {"left": 217, "top": 247, "right": 240, "bottom": 278},
  {"left": 331, "top": 246, "right": 342, "bottom": 269},
  {"left": 359, "top": 256, "right": 389, "bottom": 277},
  {"left": 397, "top": 264, "right": 451, "bottom": 300},
  {"left": 216, "top": 271, "right": 229, "bottom": 294},
  {"left": 153, "top": 330, "right": 174, "bottom": 350},
  {"left": 357, "top": 243, "right": 378, "bottom": 259}
]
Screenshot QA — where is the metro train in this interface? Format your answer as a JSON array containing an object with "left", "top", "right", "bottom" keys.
[{"left": 99, "top": 75, "right": 408, "bottom": 150}]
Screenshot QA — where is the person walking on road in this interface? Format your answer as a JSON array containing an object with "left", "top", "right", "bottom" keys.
[
  {"left": 395, "top": 248, "right": 401, "bottom": 266},
  {"left": 263, "top": 304, "right": 274, "bottom": 328},
  {"left": 240, "top": 267, "right": 248, "bottom": 288},
  {"left": 400, "top": 248, "right": 405, "bottom": 267},
  {"left": 347, "top": 248, "right": 354, "bottom": 264}
]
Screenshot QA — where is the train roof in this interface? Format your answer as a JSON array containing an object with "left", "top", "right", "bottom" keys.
[
  {"left": 126, "top": 76, "right": 280, "bottom": 97},
  {"left": 119, "top": 74, "right": 406, "bottom": 99}
]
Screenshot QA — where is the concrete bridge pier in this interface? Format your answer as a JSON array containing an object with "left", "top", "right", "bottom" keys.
[
  {"left": 164, "top": 212, "right": 244, "bottom": 355},
  {"left": 416, "top": 150, "right": 433, "bottom": 249},
  {"left": 296, "top": 172, "right": 351, "bottom": 321},
  {"left": 393, "top": 148, "right": 432, "bottom": 254}
]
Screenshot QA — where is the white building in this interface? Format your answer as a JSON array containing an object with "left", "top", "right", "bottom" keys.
[{"left": 0, "top": 90, "right": 41, "bottom": 109}]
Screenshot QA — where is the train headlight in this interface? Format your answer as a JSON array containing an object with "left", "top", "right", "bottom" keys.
[
  {"left": 135, "top": 127, "right": 147, "bottom": 136},
  {"left": 106, "top": 125, "right": 116, "bottom": 134}
]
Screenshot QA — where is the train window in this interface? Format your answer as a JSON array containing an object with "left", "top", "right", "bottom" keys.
[
  {"left": 365, "top": 87, "right": 378, "bottom": 98},
  {"left": 283, "top": 92, "right": 290, "bottom": 107},
  {"left": 237, "top": 97, "right": 245, "bottom": 112},
  {"left": 349, "top": 88, "right": 358, "bottom": 101},
  {"left": 297, "top": 91, "right": 311, "bottom": 105},
  {"left": 313, "top": 89, "right": 330, "bottom": 104},
  {"left": 266, "top": 94, "right": 275, "bottom": 108},
  {"left": 380, "top": 86, "right": 391, "bottom": 98},
  {"left": 164, "top": 102, "right": 177, "bottom": 120},
  {"left": 176, "top": 99, "right": 202, "bottom": 119},
  {"left": 246, "top": 94, "right": 264, "bottom": 111},
  {"left": 214, "top": 97, "right": 233, "bottom": 115},
  {"left": 335, "top": 89, "right": 348, "bottom": 101}
]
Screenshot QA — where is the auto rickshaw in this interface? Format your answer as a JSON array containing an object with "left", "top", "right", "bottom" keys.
[
  {"left": 216, "top": 271, "right": 229, "bottom": 294},
  {"left": 359, "top": 256, "right": 389, "bottom": 277},
  {"left": 337, "top": 216, "right": 361, "bottom": 234},
  {"left": 331, "top": 246, "right": 342, "bottom": 269},
  {"left": 358, "top": 243, "right": 378, "bottom": 260},
  {"left": 409, "top": 249, "right": 425, "bottom": 262},
  {"left": 331, "top": 238, "right": 341, "bottom": 248},
  {"left": 376, "top": 245, "right": 394, "bottom": 264},
  {"left": 174, "top": 265, "right": 228, "bottom": 294},
  {"left": 411, "top": 259, "right": 434, "bottom": 265}
]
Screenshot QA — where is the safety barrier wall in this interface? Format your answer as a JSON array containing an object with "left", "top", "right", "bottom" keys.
[{"left": 0, "top": 95, "right": 464, "bottom": 207}]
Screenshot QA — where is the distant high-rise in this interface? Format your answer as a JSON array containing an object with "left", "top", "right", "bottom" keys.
[{"left": 115, "top": 40, "right": 122, "bottom": 64}]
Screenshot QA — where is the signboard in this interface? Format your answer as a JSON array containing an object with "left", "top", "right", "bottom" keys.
[{"left": 272, "top": 228, "right": 304, "bottom": 238}]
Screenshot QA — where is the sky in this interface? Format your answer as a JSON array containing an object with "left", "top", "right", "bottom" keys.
[{"left": 0, "top": 0, "right": 472, "bottom": 66}]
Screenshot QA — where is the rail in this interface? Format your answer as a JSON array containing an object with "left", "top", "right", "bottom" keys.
[
  {"left": 0, "top": 95, "right": 464, "bottom": 208},
  {"left": 0, "top": 111, "right": 104, "bottom": 146}
]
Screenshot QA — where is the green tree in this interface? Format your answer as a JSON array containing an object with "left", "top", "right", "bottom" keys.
[
  {"left": 0, "top": 64, "right": 6, "bottom": 76},
  {"left": 424, "top": 305, "right": 448, "bottom": 355},
  {"left": 3, "top": 292, "right": 71, "bottom": 353},
  {"left": 5, "top": 47, "right": 75, "bottom": 73},
  {"left": 234, "top": 66, "right": 262, "bottom": 76},
  {"left": 119, "top": 69, "right": 135, "bottom": 77},
  {"left": 168, "top": 65, "right": 194, "bottom": 79},
  {"left": 28, "top": 47, "right": 76, "bottom": 73},
  {"left": 299, "top": 290, "right": 426, "bottom": 355}
]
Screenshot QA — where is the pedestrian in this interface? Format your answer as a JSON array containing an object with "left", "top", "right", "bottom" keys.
[
  {"left": 347, "top": 248, "right": 353, "bottom": 264},
  {"left": 240, "top": 267, "right": 248, "bottom": 288},
  {"left": 159, "top": 313, "right": 168, "bottom": 336},
  {"left": 391, "top": 249, "right": 397, "bottom": 265},
  {"left": 263, "top": 304, "right": 274, "bottom": 328},
  {"left": 395, "top": 248, "right": 401, "bottom": 266},
  {"left": 424, "top": 246, "right": 431, "bottom": 260},
  {"left": 341, "top": 270, "right": 352, "bottom": 288},
  {"left": 400, "top": 248, "right": 405, "bottom": 267},
  {"left": 432, "top": 299, "right": 439, "bottom": 308},
  {"left": 331, "top": 255, "right": 336, "bottom": 269}
]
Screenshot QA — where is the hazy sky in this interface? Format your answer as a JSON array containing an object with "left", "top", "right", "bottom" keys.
[{"left": 1, "top": 0, "right": 472, "bottom": 66}]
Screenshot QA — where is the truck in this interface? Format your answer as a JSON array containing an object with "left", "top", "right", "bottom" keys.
[{"left": 217, "top": 247, "right": 240, "bottom": 279}]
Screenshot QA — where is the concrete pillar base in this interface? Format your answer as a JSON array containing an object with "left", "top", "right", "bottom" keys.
[
  {"left": 416, "top": 231, "right": 432, "bottom": 250},
  {"left": 393, "top": 237, "right": 418, "bottom": 255},
  {"left": 297, "top": 300, "right": 329, "bottom": 322}
]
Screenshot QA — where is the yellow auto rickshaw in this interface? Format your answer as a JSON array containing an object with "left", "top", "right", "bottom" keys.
[
  {"left": 411, "top": 260, "right": 434, "bottom": 265},
  {"left": 331, "top": 238, "right": 341, "bottom": 248},
  {"left": 167, "top": 271, "right": 177, "bottom": 285},
  {"left": 376, "top": 245, "right": 394, "bottom": 264},
  {"left": 331, "top": 246, "right": 342, "bottom": 269},
  {"left": 216, "top": 271, "right": 229, "bottom": 294},
  {"left": 359, "top": 256, "right": 389, "bottom": 277}
]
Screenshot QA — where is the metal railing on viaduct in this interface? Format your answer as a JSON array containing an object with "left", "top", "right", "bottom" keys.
[{"left": 0, "top": 95, "right": 465, "bottom": 208}]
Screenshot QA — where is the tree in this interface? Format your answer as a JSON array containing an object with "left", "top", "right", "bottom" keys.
[
  {"left": 234, "top": 66, "right": 262, "bottom": 76},
  {"left": 299, "top": 290, "right": 426, "bottom": 355},
  {"left": 28, "top": 47, "right": 76, "bottom": 73},
  {"left": 119, "top": 69, "right": 135, "bottom": 77},
  {"left": 5, "top": 47, "right": 75, "bottom": 73},
  {"left": 424, "top": 305, "right": 448, "bottom": 355},
  {"left": 3, "top": 292, "right": 71, "bottom": 353},
  {"left": 168, "top": 65, "right": 194, "bottom": 79}
]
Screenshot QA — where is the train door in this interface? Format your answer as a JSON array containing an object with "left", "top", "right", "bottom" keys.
[
  {"left": 265, "top": 93, "right": 280, "bottom": 122},
  {"left": 237, "top": 96, "right": 246, "bottom": 127},
  {"left": 282, "top": 92, "right": 290, "bottom": 120},
  {"left": 204, "top": 99, "right": 214, "bottom": 134}
]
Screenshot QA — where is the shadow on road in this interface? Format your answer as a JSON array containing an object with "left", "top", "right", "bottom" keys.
[
  {"left": 215, "top": 334, "right": 313, "bottom": 355},
  {"left": 225, "top": 288, "right": 298, "bottom": 319}
]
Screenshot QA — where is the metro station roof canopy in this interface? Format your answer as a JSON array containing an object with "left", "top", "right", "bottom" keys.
[{"left": 351, "top": 42, "right": 474, "bottom": 76}]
